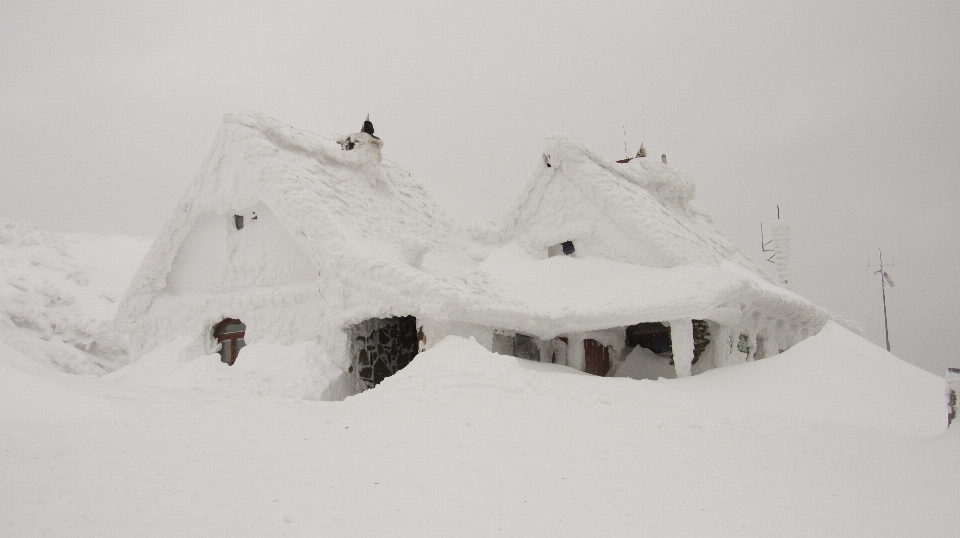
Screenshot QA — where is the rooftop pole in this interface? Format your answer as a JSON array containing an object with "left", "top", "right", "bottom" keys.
[{"left": 871, "top": 249, "right": 895, "bottom": 352}]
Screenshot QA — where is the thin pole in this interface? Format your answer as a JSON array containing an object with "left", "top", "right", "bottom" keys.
[
  {"left": 623, "top": 125, "right": 629, "bottom": 159},
  {"left": 878, "top": 249, "right": 890, "bottom": 352}
]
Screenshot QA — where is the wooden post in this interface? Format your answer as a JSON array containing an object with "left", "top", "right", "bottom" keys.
[
  {"left": 947, "top": 368, "right": 960, "bottom": 428},
  {"left": 671, "top": 319, "right": 695, "bottom": 378}
]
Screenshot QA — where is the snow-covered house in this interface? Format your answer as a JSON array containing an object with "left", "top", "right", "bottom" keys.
[{"left": 115, "top": 113, "right": 846, "bottom": 396}]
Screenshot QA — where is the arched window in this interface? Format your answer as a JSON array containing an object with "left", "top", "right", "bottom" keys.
[{"left": 213, "top": 318, "right": 246, "bottom": 365}]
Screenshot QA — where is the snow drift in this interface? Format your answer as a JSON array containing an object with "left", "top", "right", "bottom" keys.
[
  {"left": 0, "top": 219, "right": 151, "bottom": 375},
  {"left": 361, "top": 322, "right": 946, "bottom": 437}
]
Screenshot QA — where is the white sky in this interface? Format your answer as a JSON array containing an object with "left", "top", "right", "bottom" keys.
[{"left": 2, "top": 1, "right": 958, "bottom": 375}]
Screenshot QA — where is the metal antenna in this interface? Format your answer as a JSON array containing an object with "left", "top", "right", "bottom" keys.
[
  {"left": 761, "top": 223, "right": 775, "bottom": 263},
  {"left": 869, "top": 249, "right": 896, "bottom": 352},
  {"left": 760, "top": 206, "right": 779, "bottom": 263}
]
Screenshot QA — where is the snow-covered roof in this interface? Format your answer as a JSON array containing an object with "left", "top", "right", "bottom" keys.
[
  {"left": 117, "top": 113, "right": 844, "bottom": 342},
  {"left": 503, "top": 134, "right": 767, "bottom": 271}
]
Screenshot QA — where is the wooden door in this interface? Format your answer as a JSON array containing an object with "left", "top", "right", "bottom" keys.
[{"left": 584, "top": 338, "right": 610, "bottom": 376}]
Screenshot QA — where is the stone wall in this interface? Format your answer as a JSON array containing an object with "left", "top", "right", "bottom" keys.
[{"left": 349, "top": 316, "right": 419, "bottom": 390}]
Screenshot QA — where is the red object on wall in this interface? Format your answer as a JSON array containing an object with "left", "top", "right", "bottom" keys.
[{"left": 213, "top": 318, "right": 246, "bottom": 365}]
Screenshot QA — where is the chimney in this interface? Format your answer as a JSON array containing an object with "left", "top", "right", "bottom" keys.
[{"left": 661, "top": 153, "right": 667, "bottom": 165}]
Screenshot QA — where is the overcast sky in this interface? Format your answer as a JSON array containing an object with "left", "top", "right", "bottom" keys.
[{"left": 2, "top": 1, "right": 958, "bottom": 375}]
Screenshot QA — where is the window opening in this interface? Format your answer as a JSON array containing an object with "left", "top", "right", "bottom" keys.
[
  {"left": 233, "top": 215, "right": 244, "bottom": 230},
  {"left": 492, "top": 330, "right": 540, "bottom": 362},
  {"left": 213, "top": 318, "right": 246, "bottom": 365},
  {"left": 548, "top": 241, "right": 576, "bottom": 258}
]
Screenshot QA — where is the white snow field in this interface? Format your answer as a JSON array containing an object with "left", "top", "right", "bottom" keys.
[{"left": 1, "top": 221, "right": 958, "bottom": 537}]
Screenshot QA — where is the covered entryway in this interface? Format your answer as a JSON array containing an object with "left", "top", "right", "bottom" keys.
[
  {"left": 213, "top": 318, "right": 246, "bottom": 365},
  {"left": 349, "top": 316, "right": 419, "bottom": 390}
]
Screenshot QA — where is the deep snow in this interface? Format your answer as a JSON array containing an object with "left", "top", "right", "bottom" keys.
[
  {"left": 2, "top": 327, "right": 957, "bottom": 537},
  {"left": 2, "top": 221, "right": 958, "bottom": 537}
]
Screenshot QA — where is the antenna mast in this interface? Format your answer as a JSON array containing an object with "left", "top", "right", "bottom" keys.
[{"left": 869, "top": 249, "right": 895, "bottom": 352}]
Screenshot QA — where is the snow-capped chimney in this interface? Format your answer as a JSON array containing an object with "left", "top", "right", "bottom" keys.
[
  {"left": 362, "top": 114, "right": 375, "bottom": 136},
  {"left": 769, "top": 220, "right": 792, "bottom": 289}
]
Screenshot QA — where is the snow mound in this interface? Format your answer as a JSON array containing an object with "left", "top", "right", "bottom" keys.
[
  {"left": 101, "top": 338, "right": 353, "bottom": 401},
  {"left": 614, "top": 345, "right": 677, "bottom": 380},
  {"left": 0, "top": 219, "right": 151, "bottom": 375},
  {"left": 358, "top": 336, "right": 581, "bottom": 404},
  {"left": 677, "top": 321, "right": 947, "bottom": 437},
  {"left": 358, "top": 323, "right": 946, "bottom": 437}
]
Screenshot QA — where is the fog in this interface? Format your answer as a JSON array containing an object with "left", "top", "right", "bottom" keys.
[{"left": 2, "top": 1, "right": 958, "bottom": 375}]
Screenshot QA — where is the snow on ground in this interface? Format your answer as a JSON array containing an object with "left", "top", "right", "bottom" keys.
[
  {"left": 3, "top": 323, "right": 958, "bottom": 536},
  {"left": 0, "top": 219, "right": 151, "bottom": 375},
  {"left": 102, "top": 338, "right": 354, "bottom": 401},
  {"left": 2, "top": 221, "right": 958, "bottom": 536}
]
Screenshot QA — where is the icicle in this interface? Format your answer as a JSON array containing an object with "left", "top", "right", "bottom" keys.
[{"left": 670, "top": 319, "right": 694, "bottom": 377}]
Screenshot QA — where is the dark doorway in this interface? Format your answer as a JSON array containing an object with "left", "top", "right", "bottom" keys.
[
  {"left": 625, "top": 322, "right": 673, "bottom": 354},
  {"left": 625, "top": 320, "right": 711, "bottom": 365},
  {"left": 213, "top": 318, "right": 246, "bottom": 365},
  {"left": 584, "top": 338, "right": 612, "bottom": 376},
  {"left": 349, "top": 316, "right": 419, "bottom": 390}
]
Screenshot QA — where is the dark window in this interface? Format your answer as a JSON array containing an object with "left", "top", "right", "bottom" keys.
[
  {"left": 493, "top": 331, "right": 541, "bottom": 362},
  {"left": 213, "top": 318, "right": 246, "bottom": 365},
  {"left": 548, "top": 241, "right": 577, "bottom": 258},
  {"left": 233, "top": 215, "right": 244, "bottom": 230},
  {"left": 513, "top": 334, "right": 539, "bottom": 361}
]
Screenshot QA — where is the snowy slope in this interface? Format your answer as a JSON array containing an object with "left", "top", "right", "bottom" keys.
[
  {"left": 0, "top": 219, "right": 151, "bottom": 375},
  {"left": 3, "top": 319, "right": 957, "bottom": 537}
]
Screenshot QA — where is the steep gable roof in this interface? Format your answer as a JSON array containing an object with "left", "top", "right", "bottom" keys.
[
  {"left": 116, "top": 113, "right": 464, "bottom": 331},
  {"left": 501, "top": 134, "right": 769, "bottom": 276}
]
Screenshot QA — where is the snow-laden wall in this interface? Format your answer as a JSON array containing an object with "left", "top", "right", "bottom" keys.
[{"left": 164, "top": 204, "right": 315, "bottom": 295}]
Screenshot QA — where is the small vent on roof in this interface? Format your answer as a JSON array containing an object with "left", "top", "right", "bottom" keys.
[
  {"left": 548, "top": 241, "right": 576, "bottom": 258},
  {"left": 233, "top": 215, "right": 244, "bottom": 230}
]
